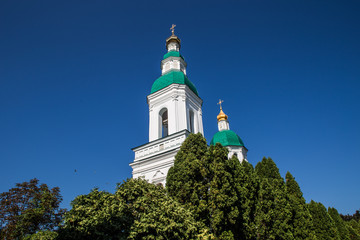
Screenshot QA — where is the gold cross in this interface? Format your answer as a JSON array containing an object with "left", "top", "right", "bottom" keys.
[
  {"left": 170, "top": 24, "right": 176, "bottom": 35},
  {"left": 217, "top": 99, "right": 224, "bottom": 110}
]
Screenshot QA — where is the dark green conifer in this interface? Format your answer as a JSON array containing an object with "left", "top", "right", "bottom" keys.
[
  {"left": 254, "top": 157, "right": 294, "bottom": 239},
  {"left": 166, "top": 133, "right": 209, "bottom": 223},
  {"left": 285, "top": 171, "right": 316, "bottom": 239},
  {"left": 308, "top": 200, "right": 339, "bottom": 240},
  {"left": 328, "top": 207, "right": 350, "bottom": 240},
  {"left": 346, "top": 219, "right": 360, "bottom": 239},
  {"left": 207, "top": 144, "right": 241, "bottom": 239},
  {"left": 230, "top": 156, "right": 259, "bottom": 239},
  {"left": 167, "top": 134, "right": 244, "bottom": 239},
  {"left": 255, "top": 157, "right": 282, "bottom": 180}
]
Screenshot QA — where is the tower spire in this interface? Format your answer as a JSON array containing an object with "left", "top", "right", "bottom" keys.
[
  {"left": 161, "top": 25, "right": 187, "bottom": 75},
  {"left": 217, "top": 99, "right": 228, "bottom": 122},
  {"left": 166, "top": 24, "right": 181, "bottom": 52}
]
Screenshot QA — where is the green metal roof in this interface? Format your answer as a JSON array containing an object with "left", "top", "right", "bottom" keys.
[
  {"left": 210, "top": 130, "right": 245, "bottom": 147},
  {"left": 151, "top": 70, "right": 199, "bottom": 96},
  {"left": 163, "top": 51, "right": 184, "bottom": 60}
]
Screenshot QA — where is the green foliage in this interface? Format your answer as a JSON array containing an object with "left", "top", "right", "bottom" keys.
[
  {"left": 328, "top": 207, "right": 350, "bottom": 240},
  {"left": 24, "top": 230, "right": 58, "bottom": 240},
  {"left": 0, "top": 178, "right": 65, "bottom": 240},
  {"left": 308, "top": 200, "right": 339, "bottom": 240},
  {"left": 207, "top": 144, "right": 242, "bottom": 239},
  {"left": 285, "top": 172, "right": 316, "bottom": 240},
  {"left": 58, "top": 188, "right": 129, "bottom": 239},
  {"left": 59, "top": 178, "right": 208, "bottom": 240},
  {"left": 255, "top": 157, "right": 282, "bottom": 180},
  {"left": 341, "top": 210, "right": 360, "bottom": 222},
  {"left": 346, "top": 219, "right": 360, "bottom": 240},
  {"left": 117, "top": 178, "right": 207, "bottom": 240},
  {"left": 254, "top": 157, "right": 294, "bottom": 239},
  {"left": 166, "top": 133, "right": 209, "bottom": 223},
  {"left": 167, "top": 134, "right": 245, "bottom": 239},
  {"left": 17, "top": 133, "right": 354, "bottom": 240},
  {"left": 230, "top": 157, "right": 259, "bottom": 239}
]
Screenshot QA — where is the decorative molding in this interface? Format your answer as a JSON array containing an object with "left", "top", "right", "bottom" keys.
[{"left": 133, "top": 130, "right": 189, "bottom": 161}]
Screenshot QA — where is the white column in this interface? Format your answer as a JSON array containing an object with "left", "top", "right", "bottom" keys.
[{"left": 168, "top": 99, "right": 177, "bottom": 135}]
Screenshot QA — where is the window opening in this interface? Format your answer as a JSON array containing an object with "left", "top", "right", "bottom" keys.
[
  {"left": 162, "top": 110, "right": 168, "bottom": 137},
  {"left": 189, "top": 111, "right": 195, "bottom": 133}
]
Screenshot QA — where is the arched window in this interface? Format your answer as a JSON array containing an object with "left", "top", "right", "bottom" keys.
[
  {"left": 189, "top": 110, "right": 195, "bottom": 133},
  {"left": 159, "top": 109, "right": 168, "bottom": 138}
]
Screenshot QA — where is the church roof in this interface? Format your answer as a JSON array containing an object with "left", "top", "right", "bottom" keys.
[
  {"left": 150, "top": 70, "right": 199, "bottom": 96},
  {"left": 210, "top": 130, "right": 245, "bottom": 147},
  {"left": 163, "top": 50, "right": 184, "bottom": 60}
]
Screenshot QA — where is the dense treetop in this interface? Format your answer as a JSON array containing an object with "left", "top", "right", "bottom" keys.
[
  {"left": 0, "top": 178, "right": 66, "bottom": 240},
  {"left": 1, "top": 133, "right": 359, "bottom": 239}
]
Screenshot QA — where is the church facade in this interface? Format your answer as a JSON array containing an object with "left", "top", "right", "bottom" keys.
[{"left": 130, "top": 27, "right": 247, "bottom": 186}]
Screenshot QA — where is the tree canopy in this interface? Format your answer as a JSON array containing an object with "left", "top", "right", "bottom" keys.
[
  {"left": 166, "top": 134, "right": 245, "bottom": 239},
  {"left": 2, "top": 134, "right": 359, "bottom": 239},
  {"left": 0, "top": 178, "right": 65, "bottom": 240},
  {"left": 58, "top": 178, "right": 209, "bottom": 240}
]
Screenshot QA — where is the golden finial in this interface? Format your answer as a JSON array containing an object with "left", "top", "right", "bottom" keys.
[
  {"left": 217, "top": 99, "right": 228, "bottom": 122},
  {"left": 170, "top": 24, "right": 176, "bottom": 35}
]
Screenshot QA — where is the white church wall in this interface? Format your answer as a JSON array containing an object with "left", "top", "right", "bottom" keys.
[
  {"left": 131, "top": 130, "right": 189, "bottom": 186},
  {"left": 167, "top": 42, "right": 179, "bottom": 51},
  {"left": 161, "top": 57, "right": 187, "bottom": 75},
  {"left": 227, "top": 146, "right": 248, "bottom": 162},
  {"left": 147, "top": 84, "right": 203, "bottom": 141}
]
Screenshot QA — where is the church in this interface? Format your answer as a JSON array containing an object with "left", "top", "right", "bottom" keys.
[{"left": 130, "top": 26, "right": 247, "bottom": 186}]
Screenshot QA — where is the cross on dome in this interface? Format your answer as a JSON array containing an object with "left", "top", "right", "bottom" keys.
[
  {"left": 217, "top": 99, "right": 224, "bottom": 110},
  {"left": 170, "top": 24, "right": 176, "bottom": 35},
  {"left": 217, "top": 99, "right": 228, "bottom": 122},
  {"left": 166, "top": 24, "right": 181, "bottom": 52}
]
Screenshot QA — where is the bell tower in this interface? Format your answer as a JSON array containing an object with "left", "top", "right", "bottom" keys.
[{"left": 131, "top": 26, "right": 203, "bottom": 185}]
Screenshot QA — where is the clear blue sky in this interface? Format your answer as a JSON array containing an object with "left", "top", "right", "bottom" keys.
[{"left": 1, "top": 0, "right": 359, "bottom": 214}]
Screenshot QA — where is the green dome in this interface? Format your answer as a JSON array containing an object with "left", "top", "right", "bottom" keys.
[
  {"left": 163, "top": 50, "right": 184, "bottom": 60},
  {"left": 151, "top": 70, "right": 199, "bottom": 96},
  {"left": 210, "top": 130, "right": 245, "bottom": 147}
]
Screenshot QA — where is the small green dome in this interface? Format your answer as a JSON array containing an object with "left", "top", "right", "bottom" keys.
[
  {"left": 163, "top": 51, "right": 184, "bottom": 60},
  {"left": 210, "top": 130, "right": 245, "bottom": 147},
  {"left": 151, "top": 70, "right": 198, "bottom": 96}
]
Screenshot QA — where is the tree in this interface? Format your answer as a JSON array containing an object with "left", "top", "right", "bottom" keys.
[
  {"left": 118, "top": 178, "right": 209, "bottom": 240},
  {"left": 58, "top": 188, "right": 130, "bottom": 239},
  {"left": 341, "top": 210, "right": 360, "bottom": 222},
  {"left": 206, "top": 144, "right": 242, "bottom": 239},
  {"left": 340, "top": 209, "right": 360, "bottom": 239},
  {"left": 254, "top": 157, "right": 294, "bottom": 239},
  {"left": 167, "top": 134, "right": 244, "bottom": 239},
  {"left": 346, "top": 220, "right": 360, "bottom": 240},
  {"left": 166, "top": 133, "right": 209, "bottom": 224},
  {"left": 308, "top": 200, "right": 339, "bottom": 240},
  {"left": 285, "top": 172, "right": 316, "bottom": 239},
  {"left": 328, "top": 207, "right": 350, "bottom": 240},
  {"left": 24, "top": 230, "right": 58, "bottom": 240},
  {"left": 0, "top": 178, "right": 66, "bottom": 240},
  {"left": 231, "top": 159, "right": 259, "bottom": 240},
  {"left": 59, "top": 178, "right": 209, "bottom": 240}
]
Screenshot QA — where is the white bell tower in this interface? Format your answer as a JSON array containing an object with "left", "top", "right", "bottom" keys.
[{"left": 131, "top": 26, "right": 203, "bottom": 185}]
